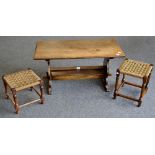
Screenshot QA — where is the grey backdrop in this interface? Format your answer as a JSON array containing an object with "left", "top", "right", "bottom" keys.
[{"left": 0, "top": 36, "right": 155, "bottom": 118}]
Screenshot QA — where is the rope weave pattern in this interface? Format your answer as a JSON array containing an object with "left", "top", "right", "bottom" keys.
[
  {"left": 119, "top": 59, "right": 152, "bottom": 78},
  {"left": 4, "top": 70, "right": 41, "bottom": 90}
]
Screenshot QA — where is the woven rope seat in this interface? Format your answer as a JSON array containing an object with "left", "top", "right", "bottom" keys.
[
  {"left": 119, "top": 59, "right": 153, "bottom": 78},
  {"left": 4, "top": 69, "right": 41, "bottom": 91}
]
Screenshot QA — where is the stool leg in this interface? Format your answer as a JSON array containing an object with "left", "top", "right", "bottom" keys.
[
  {"left": 121, "top": 74, "right": 125, "bottom": 87},
  {"left": 138, "top": 77, "right": 147, "bottom": 107},
  {"left": 113, "top": 69, "right": 120, "bottom": 99},
  {"left": 138, "top": 66, "right": 152, "bottom": 107},
  {"left": 40, "top": 80, "right": 45, "bottom": 104},
  {"left": 12, "top": 89, "right": 19, "bottom": 114},
  {"left": 2, "top": 76, "right": 9, "bottom": 99},
  {"left": 145, "top": 72, "right": 152, "bottom": 90}
]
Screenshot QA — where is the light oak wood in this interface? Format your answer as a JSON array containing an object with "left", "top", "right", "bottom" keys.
[{"left": 34, "top": 39, "right": 125, "bottom": 60}]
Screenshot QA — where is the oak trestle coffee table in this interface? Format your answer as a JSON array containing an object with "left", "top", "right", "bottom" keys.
[{"left": 34, "top": 39, "right": 125, "bottom": 95}]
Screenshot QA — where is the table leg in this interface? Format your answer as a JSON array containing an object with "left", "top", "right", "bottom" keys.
[
  {"left": 103, "top": 58, "right": 110, "bottom": 92},
  {"left": 40, "top": 80, "right": 45, "bottom": 104},
  {"left": 46, "top": 60, "right": 52, "bottom": 95}
]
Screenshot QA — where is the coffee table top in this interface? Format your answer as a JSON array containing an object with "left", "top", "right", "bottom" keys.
[{"left": 34, "top": 39, "right": 125, "bottom": 60}]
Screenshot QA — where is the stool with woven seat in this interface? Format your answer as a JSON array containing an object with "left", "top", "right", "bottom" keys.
[
  {"left": 2, "top": 69, "right": 44, "bottom": 114},
  {"left": 113, "top": 59, "right": 153, "bottom": 107}
]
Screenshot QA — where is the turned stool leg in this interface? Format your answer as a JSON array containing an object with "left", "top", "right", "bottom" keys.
[
  {"left": 113, "top": 69, "right": 120, "bottom": 99},
  {"left": 40, "top": 80, "right": 45, "bottom": 104},
  {"left": 145, "top": 72, "right": 152, "bottom": 90},
  {"left": 2, "top": 76, "right": 9, "bottom": 99},
  {"left": 121, "top": 74, "right": 125, "bottom": 87},
  {"left": 138, "top": 77, "right": 147, "bottom": 107},
  {"left": 145, "top": 65, "right": 153, "bottom": 89},
  {"left": 12, "top": 89, "right": 19, "bottom": 114}
]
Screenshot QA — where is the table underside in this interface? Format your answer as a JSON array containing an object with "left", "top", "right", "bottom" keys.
[
  {"left": 50, "top": 66, "right": 111, "bottom": 80},
  {"left": 45, "top": 58, "right": 112, "bottom": 95}
]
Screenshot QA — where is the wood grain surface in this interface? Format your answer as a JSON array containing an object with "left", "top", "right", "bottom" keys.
[{"left": 34, "top": 39, "right": 125, "bottom": 60}]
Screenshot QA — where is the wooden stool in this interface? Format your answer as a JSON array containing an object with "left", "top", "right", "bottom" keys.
[
  {"left": 2, "top": 69, "right": 44, "bottom": 114},
  {"left": 113, "top": 59, "right": 153, "bottom": 107}
]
